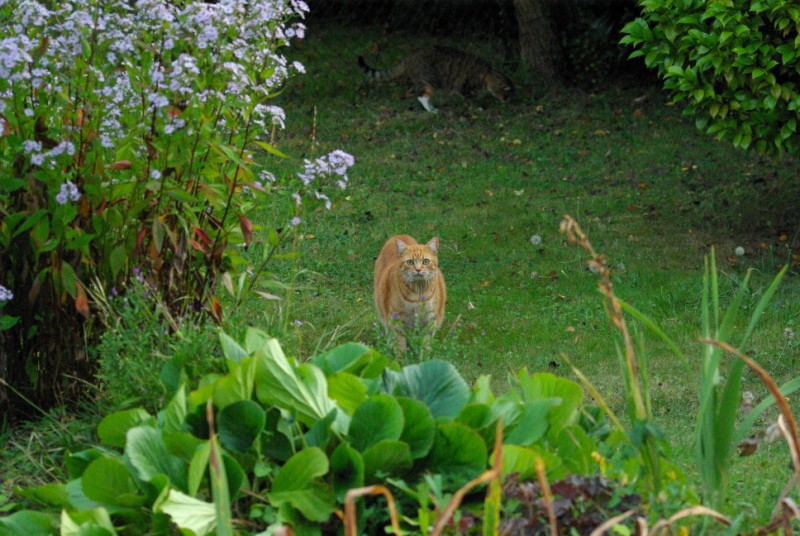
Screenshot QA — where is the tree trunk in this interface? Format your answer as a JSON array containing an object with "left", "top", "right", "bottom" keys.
[{"left": 511, "top": 0, "right": 565, "bottom": 85}]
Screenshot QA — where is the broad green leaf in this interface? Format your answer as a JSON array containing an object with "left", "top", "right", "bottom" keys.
[
  {"left": 362, "top": 440, "right": 413, "bottom": 482},
  {"left": 97, "top": 409, "right": 155, "bottom": 448},
  {"left": 60, "top": 508, "right": 117, "bottom": 536},
  {"left": 327, "top": 372, "right": 368, "bottom": 414},
  {"left": 124, "top": 426, "right": 187, "bottom": 491},
  {"left": 552, "top": 424, "right": 597, "bottom": 474},
  {"left": 497, "top": 444, "right": 538, "bottom": 480},
  {"left": 457, "top": 403, "right": 492, "bottom": 431},
  {"left": 347, "top": 394, "right": 403, "bottom": 452},
  {"left": 311, "top": 343, "right": 388, "bottom": 378},
  {"left": 505, "top": 400, "right": 556, "bottom": 446},
  {"left": 244, "top": 327, "right": 272, "bottom": 354},
  {"left": 254, "top": 336, "right": 344, "bottom": 432},
  {"left": 14, "top": 483, "right": 69, "bottom": 508},
  {"left": 188, "top": 442, "right": 211, "bottom": 496},
  {"left": 162, "top": 432, "right": 205, "bottom": 464},
  {"left": 109, "top": 245, "right": 127, "bottom": 278},
  {"left": 397, "top": 397, "right": 435, "bottom": 459},
  {"left": 158, "top": 386, "right": 187, "bottom": 434},
  {"left": 428, "top": 423, "right": 487, "bottom": 479},
  {"left": 213, "top": 356, "right": 257, "bottom": 409},
  {"left": 219, "top": 331, "right": 249, "bottom": 363},
  {"left": 222, "top": 453, "right": 246, "bottom": 499},
  {"left": 218, "top": 400, "right": 265, "bottom": 453},
  {"left": 0, "top": 510, "right": 55, "bottom": 535},
  {"left": 158, "top": 489, "right": 216, "bottom": 536},
  {"left": 81, "top": 457, "right": 142, "bottom": 508},
  {"left": 516, "top": 371, "right": 582, "bottom": 435},
  {"left": 330, "top": 443, "right": 364, "bottom": 501},
  {"left": 268, "top": 448, "right": 335, "bottom": 522},
  {"left": 383, "top": 359, "right": 469, "bottom": 419}
]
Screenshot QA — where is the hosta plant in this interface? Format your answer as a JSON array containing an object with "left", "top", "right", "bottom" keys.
[{"left": 0, "top": 327, "right": 675, "bottom": 535}]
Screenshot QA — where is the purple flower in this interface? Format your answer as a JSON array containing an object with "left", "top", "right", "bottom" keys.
[
  {"left": 290, "top": 216, "right": 302, "bottom": 226},
  {"left": 0, "top": 284, "right": 13, "bottom": 303},
  {"left": 56, "top": 181, "right": 81, "bottom": 204}
]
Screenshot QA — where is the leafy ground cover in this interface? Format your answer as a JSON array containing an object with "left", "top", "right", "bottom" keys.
[
  {"left": 237, "top": 24, "right": 800, "bottom": 524},
  {"left": 4, "top": 19, "right": 800, "bottom": 533}
]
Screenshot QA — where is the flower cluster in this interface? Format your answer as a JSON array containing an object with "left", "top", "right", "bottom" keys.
[
  {"left": 55, "top": 181, "right": 81, "bottom": 205},
  {"left": 0, "top": 285, "right": 13, "bottom": 303},
  {"left": 293, "top": 150, "right": 355, "bottom": 210}
]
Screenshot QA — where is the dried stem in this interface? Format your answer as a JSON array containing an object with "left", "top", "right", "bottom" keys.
[
  {"left": 343, "top": 485, "right": 402, "bottom": 536},
  {"left": 535, "top": 456, "right": 558, "bottom": 536},
  {"left": 430, "top": 419, "right": 505, "bottom": 536}
]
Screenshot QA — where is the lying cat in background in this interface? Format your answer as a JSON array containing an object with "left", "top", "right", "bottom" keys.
[
  {"left": 373, "top": 235, "right": 447, "bottom": 352},
  {"left": 358, "top": 46, "right": 514, "bottom": 113}
]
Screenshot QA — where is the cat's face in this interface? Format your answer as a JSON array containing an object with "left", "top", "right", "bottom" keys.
[
  {"left": 396, "top": 237, "right": 439, "bottom": 284},
  {"left": 485, "top": 71, "right": 514, "bottom": 102}
]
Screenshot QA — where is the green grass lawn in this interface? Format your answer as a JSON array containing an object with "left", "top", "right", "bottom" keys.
[
  {"left": 238, "top": 25, "right": 800, "bottom": 524},
  {"left": 3, "top": 22, "right": 800, "bottom": 530}
]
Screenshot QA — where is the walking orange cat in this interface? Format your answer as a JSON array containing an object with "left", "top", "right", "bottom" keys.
[{"left": 373, "top": 234, "right": 446, "bottom": 352}]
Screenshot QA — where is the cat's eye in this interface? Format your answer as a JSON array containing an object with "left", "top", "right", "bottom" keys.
[
  {"left": 422, "top": 259, "right": 430, "bottom": 265},
  {"left": 405, "top": 259, "right": 414, "bottom": 265}
]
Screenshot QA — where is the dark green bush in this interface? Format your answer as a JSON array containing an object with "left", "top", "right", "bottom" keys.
[{"left": 621, "top": 0, "right": 800, "bottom": 155}]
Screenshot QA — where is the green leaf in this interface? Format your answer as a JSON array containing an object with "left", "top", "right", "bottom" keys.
[
  {"left": 397, "top": 397, "right": 435, "bottom": 459},
  {"left": 347, "top": 394, "right": 403, "bottom": 452},
  {"left": 219, "top": 331, "right": 248, "bottom": 363},
  {"left": 158, "top": 386, "right": 187, "bottom": 434},
  {"left": 268, "top": 448, "right": 335, "bottom": 522},
  {"left": 253, "top": 335, "right": 344, "bottom": 432},
  {"left": 81, "top": 457, "right": 142, "bottom": 508},
  {"left": 311, "top": 343, "right": 388, "bottom": 378},
  {"left": 108, "top": 245, "right": 127, "bottom": 278},
  {"left": 505, "top": 400, "right": 556, "bottom": 446},
  {"left": 383, "top": 360, "right": 469, "bottom": 419},
  {"left": 208, "top": 432, "right": 233, "bottom": 535},
  {"left": 157, "top": 489, "right": 216, "bottom": 536},
  {"left": 213, "top": 356, "right": 256, "bottom": 409},
  {"left": 97, "top": 409, "right": 155, "bottom": 448},
  {"left": 516, "top": 371, "right": 582, "bottom": 436},
  {"left": 330, "top": 443, "right": 364, "bottom": 501},
  {"left": 60, "top": 262, "right": 78, "bottom": 298},
  {"left": 59, "top": 508, "right": 117, "bottom": 536},
  {"left": 253, "top": 140, "right": 289, "bottom": 158},
  {"left": 498, "top": 444, "right": 538, "bottom": 480},
  {"left": 14, "top": 484, "right": 69, "bottom": 508},
  {"left": 428, "top": 423, "right": 487, "bottom": 479},
  {"left": 0, "top": 510, "right": 55, "bottom": 535},
  {"left": 124, "top": 426, "right": 187, "bottom": 491},
  {"left": 327, "top": 372, "right": 368, "bottom": 415},
  {"left": 188, "top": 442, "right": 210, "bottom": 497},
  {"left": 218, "top": 400, "right": 265, "bottom": 453},
  {"left": 552, "top": 424, "right": 597, "bottom": 474},
  {"left": 362, "top": 440, "right": 413, "bottom": 482}
]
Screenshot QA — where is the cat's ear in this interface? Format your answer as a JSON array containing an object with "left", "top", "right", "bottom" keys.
[
  {"left": 395, "top": 239, "right": 408, "bottom": 255},
  {"left": 426, "top": 237, "right": 439, "bottom": 253}
]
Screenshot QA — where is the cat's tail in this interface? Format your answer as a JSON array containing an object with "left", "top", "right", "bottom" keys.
[{"left": 358, "top": 55, "right": 404, "bottom": 81}]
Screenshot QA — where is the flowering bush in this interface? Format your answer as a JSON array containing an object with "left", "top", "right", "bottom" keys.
[{"left": 0, "top": 0, "right": 353, "bottom": 416}]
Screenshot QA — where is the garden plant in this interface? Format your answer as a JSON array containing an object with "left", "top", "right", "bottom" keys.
[{"left": 3, "top": 0, "right": 800, "bottom": 534}]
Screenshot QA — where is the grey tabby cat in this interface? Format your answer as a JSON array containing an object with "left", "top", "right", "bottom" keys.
[{"left": 358, "top": 45, "right": 514, "bottom": 113}]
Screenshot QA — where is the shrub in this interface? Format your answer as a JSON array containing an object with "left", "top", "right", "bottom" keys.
[
  {"left": 621, "top": 0, "right": 800, "bottom": 155},
  {"left": 0, "top": 0, "right": 353, "bottom": 417}
]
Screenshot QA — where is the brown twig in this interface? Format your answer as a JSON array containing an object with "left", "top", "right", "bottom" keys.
[
  {"left": 535, "top": 456, "right": 558, "bottom": 536},
  {"left": 344, "top": 485, "right": 403, "bottom": 536},
  {"left": 560, "top": 215, "right": 646, "bottom": 419}
]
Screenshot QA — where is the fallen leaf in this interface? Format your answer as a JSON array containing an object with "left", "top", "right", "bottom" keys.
[
  {"left": 484, "top": 190, "right": 494, "bottom": 197},
  {"left": 107, "top": 160, "right": 132, "bottom": 170},
  {"left": 566, "top": 326, "right": 576, "bottom": 332},
  {"left": 467, "top": 301, "right": 476, "bottom": 310},
  {"left": 254, "top": 291, "right": 283, "bottom": 301},
  {"left": 481, "top": 281, "right": 490, "bottom": 287},
  {"left": 513, "top": 189, "right": 524, "bottom": 196},
  {"left": 75, "top": 284, "right": 89, "bottom": 318}
]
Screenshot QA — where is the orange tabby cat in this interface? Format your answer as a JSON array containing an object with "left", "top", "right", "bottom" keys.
[{"left": 373, "top": 235, "right": 446, "bottom": 351}]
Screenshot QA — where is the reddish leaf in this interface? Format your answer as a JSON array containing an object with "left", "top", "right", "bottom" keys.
[
  {"left": 107, "top": 160, "right": 132, "bottom": 170},
  {"left": 0, "top": 115, "right": 10, "bottom": 136},
  {"left": 193, "top": 227, "right": 212, "bottom": 246},
  {"left": 190, "top": 239, "right": 207, "bottom": 253},
  {"left": 75, "top": 284, "right": 89, "bottom": 318},
  {"left": 238, "top": 215, "right": 252, "bottom": 248},
  {"left": 134, "top": 228, "right": 147, "bottom": 256},
  {"left": 211, "top": 297, "right": 223, "bottom": 323}
]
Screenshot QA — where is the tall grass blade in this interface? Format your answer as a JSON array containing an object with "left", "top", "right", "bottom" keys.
[
  {"left": 207, "top": 400, "right": 233, "bottom": 536},
  {"left": 617, "top": 299, "right": 687, "bottom": 364}
]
